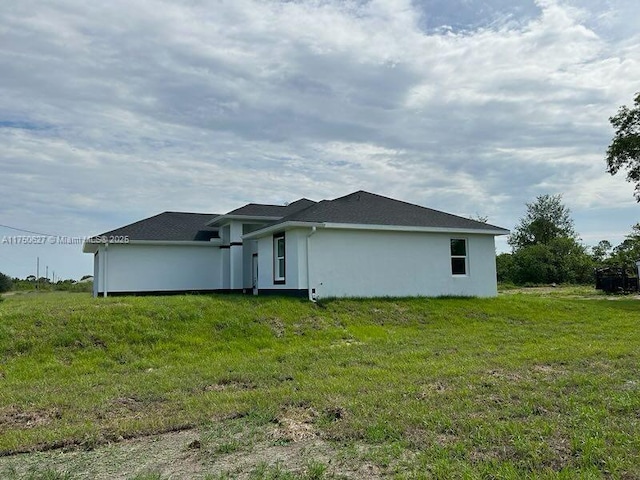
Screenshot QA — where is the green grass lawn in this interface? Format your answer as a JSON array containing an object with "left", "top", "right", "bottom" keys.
[{"left": 0, "top": 290, "right": 639, "bottom": 478}]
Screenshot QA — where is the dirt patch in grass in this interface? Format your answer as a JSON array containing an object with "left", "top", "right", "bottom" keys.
[
  {"left": 499, "top": 285, "right": 640, "bottom": 300},
  {"left": 111, "top": 396, "right": 147, "bottom": 411},
  {"left": 270, "top": 405, "right": 318, "bottom": 442},
  {"left": 0, "top": 406, "right": 61, "bottom": 430},
  {"left": 261, "top": 316, "right": 285, "bottom": 337},
  {"left": 0, "top": 423, "right": 384, "bottom": 479},
  {"left": 531, "top": 364, "right": 568, "bottom": 378},
  {"left": 545, "top": 433, "right": 574, "bottom": 471},
  {"left": 203, "top": 378, "right": 256, "bottom": 392},
  {"left": 98, "top": 395, "right": 168, "bottom": 421},
  {"left": 468, "top": 444, "right": 519, "bottom": 464},
  {"left": 500, "top": 287, "right": 567, "bottom": 295},
  {"left": 486, "top": 369, "right": 523, "bottom": 382},
  {"left": 293, "top": 316, "right": 327, "bottom": 335},
  {"left": 415, "top": 381, "right": 448, "bottom": 399}
]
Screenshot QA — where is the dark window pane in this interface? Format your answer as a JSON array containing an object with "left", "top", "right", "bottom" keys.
[
  {"left": 451, "top": 258, "right": 466, "bottom": 275},
  {"left": 278, "top": 258, "right": 285, "bottom": 277},
  {"left": 277, "top": 238, "right": 285, "bottom": 257},
  {"left": 450, "top": 239, "right": 466, "bottom": 256}
]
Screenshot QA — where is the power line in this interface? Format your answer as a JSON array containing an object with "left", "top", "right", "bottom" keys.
[{"left": 0, "top": 223, "right": 60, "bottom": 237}]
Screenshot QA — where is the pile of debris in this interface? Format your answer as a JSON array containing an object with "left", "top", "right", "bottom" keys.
[{"left": 595, "top": 266, "right": 639, "bottom": 293}]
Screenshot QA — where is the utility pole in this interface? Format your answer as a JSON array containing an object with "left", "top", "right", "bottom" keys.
[
  {"left": 36, "top": 257, "right": 39, "bottom": 291},
  {"left": 46, "top": 266, "right": 48, "bottom": 283}
]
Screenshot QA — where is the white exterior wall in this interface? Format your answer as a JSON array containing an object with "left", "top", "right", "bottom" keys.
[
  {"left": 94, "top": 243, "right": 222, "bottom": 294},
  {"left": 242, "top": 239, "right": 259, "bottom": 289},
  {"left": 89, "top": 226, "right": 499, "bottom": 298},
  {"left": 256, "top": 229, "right": 308, "bottom": 291},
  {"left": 306, "top": 229, "right": 498, "bottom": 299},
  {"left": 93, "top": 252, "right": 100, "bottom": 297},
  {"left": 221, "top": 221, "right": 267, "bottom": 291},
  {"left": 229, "top": 222, "right": 244, "bottom": 290}
]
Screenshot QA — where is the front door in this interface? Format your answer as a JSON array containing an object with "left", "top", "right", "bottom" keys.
[{"left": 252, "top": 254, "right": 258, "bottom": 295}]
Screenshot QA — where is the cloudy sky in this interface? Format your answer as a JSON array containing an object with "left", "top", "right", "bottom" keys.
[{"left": 1, "top": 0, "right": 638, "bottom": 280}]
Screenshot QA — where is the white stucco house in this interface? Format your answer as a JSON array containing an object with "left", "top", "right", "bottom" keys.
[{"left": 83, "top": 191, "right": 509, "bottom": 300}]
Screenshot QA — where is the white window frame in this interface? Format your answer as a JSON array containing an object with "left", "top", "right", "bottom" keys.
[
  {"left": 273, "top": 233, "right": 286, "bottom": 284},
  {"left": 450, "top": 238, "right": 468, "bottom": 276}
]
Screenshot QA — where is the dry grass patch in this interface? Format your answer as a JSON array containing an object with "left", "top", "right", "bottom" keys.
[{"left": 0, "top": 406, "right": 61, "bottom": 430}]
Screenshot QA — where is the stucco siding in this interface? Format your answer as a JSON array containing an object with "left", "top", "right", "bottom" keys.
[
  {"left": 307, "top": 229, "right": 497, "bottom": 299},
  {"left": 93, "top": 252, "right": 99, "bottom": 297},
  {"left": 242, "top": 239, "right": 259, "bottom": 289},
  {"left": 256, "top": 229, "right": 307, "bottom": 290},
  {"left": 96, "top": 244, "right": 221, "bottom": 294}
]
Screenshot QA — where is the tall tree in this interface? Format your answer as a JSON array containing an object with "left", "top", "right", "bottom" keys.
[
  {"left": 508, "top": 194, "right": 577, "bottom": 250},
  {"left": 609, "top": 223, "right": 640, "bottom": 270},
  {"left": 606, "top": 92, "right": 640, "bottom": 201},
  {"left": 591, "top": 240, "right": 613, "bottom": 264},
  {"left": 499, "top": 195, "right": 593, "bottom": 285}
]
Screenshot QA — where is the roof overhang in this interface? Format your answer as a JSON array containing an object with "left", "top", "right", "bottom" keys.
[
  {"left": 242, "top": 222, "right": 325, "bottom": 239},
  {"left": 82, "top": 238, "right": 222, "bottom": 253},
  {"left": 206, "top": 214, "right": 282, "bottom": 226},
  {"left": 242, "top": 221, "right": 509, "bottom": 239},
  {"left": 322, "top": 223, "right": 510, "bottom": 236}
]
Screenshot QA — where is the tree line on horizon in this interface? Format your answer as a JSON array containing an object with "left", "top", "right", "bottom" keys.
[
  {"left": 497, "top": 193, "right": 639, "bottom": 286},
  {"left": 0, "top": 274, "right": 93, "bottom": 295}
]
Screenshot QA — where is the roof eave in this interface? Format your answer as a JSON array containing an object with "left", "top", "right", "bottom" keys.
[
  {"left": 82, "top": 238, "right": 222, "bottom": 253},
  {"left": 242, "top": 221, "right": 325, "bottom": 239},
  {"left": 322, "top": 223, "right": 510, "bottom": 235},
  {"left": 206, "top": 214, "right": 283, "bottom": 226},
  {"left": 243, "top": 221, "right": 509, "bottom": 239},
  {"left": 127, "top": 239, "right": 223, "bottom": 246}
]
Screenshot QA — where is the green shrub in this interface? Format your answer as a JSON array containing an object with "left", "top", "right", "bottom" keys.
[{"left": 0, "top": 272, "right": 12, "bottom": 293}]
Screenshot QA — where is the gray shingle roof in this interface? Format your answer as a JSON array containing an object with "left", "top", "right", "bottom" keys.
[
  {"left": 275, "top": 191, "right": 509, "bottom": 232},
  {"left": 91, "top": 212, "right": 220, "bottom": 242},
  {"left": 88, "top": 192, "right": 508, "bottom": 248},
  {"left": 225, "top": 198, "right": 316, "bottom": 217}
]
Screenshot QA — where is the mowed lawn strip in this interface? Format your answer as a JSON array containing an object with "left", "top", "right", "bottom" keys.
[{"left": 0, "top": 291, "right": 638, "bottom": 477}]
